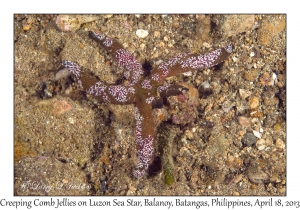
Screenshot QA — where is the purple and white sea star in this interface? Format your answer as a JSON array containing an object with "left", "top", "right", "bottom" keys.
[{"left": 61, "top": 31, "right": 232, "bottom": 178}]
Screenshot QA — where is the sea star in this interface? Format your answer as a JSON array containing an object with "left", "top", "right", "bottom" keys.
[{"left": 61, "top": 31, "right": 232, "bottom": 178}]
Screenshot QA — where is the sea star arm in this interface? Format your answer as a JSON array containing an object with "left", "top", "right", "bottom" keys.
[
  {"left": 89, "top": 31, "right": 143, "bottom": 84},
  {"left": 133, "top": 97, "right": 155, "bottom": 178},
  {"left": 149, "top": 44, "right": 233, "bottom": 84},
  {"left": 132, "top": 84, "right": 189, "bottom": 178},
  {"left": 62, "top": 60, "right": 136, "bottom": 104}
]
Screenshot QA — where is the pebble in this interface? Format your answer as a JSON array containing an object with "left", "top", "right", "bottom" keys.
[
  {"left": 238, "top": 116, "right": 251, "bottom": 127},
  {"left": 222, "top": 101, "right": 232, "bottom": 113},
  {"left": 62, "top": 179, "right": 69, "bottom": 184},
  {"left": 253, "top": 130, "right": 261, "bottom": 138},
  {"left": 23, "top": 25, "right": 32, "bottom": 31},
  {"left": 271, "top": 72, "right": 278, "bottom": 86},
  {"left": 277, "top": 81, "right": 284, "bottom": 88},
  {"left": 274, "top": 123, "right": 281, "bottom": 131},
  {"left": 140, "top": 43, "right": 146, "bottom": 50},
  {"left": 203, "top": 42, "right": 211, "bottom": 48},
  {"left": 249, "top": 108, "right": 263, "bottom": 117},
  {"left": 100, "top": 181, "right": 107, "bottom": 192},
  {"left": 185, "top": 130, "right": 194, "bottom": 140},
  {"left": 244, "top": 69, "right": 260, "bottom": 81},
  {"left": 239, "top": 89, "right": 252, "bottom": 99},
  {"left": 201, "top": 81, "right": 210, "bottom": 89},
  {"left": 233, "top": 191, "right": 240, "bottom": 196},
  {"left": 256, "top": 139, "right": 266, "bottom": 150},
  {"left": 260, "top": 72, "right": 271, "bottom": 85},
  {"left": 275, "top": 138, "right": 285, "bottom": 149},
  {"left": 153, "top": 31, "right": 160, "bottom": 38},
  {"left": 159, "top": 41, "right": 165, "bottom": 47},
  {"left": 182, "top": 71, "right": 193, "bottom": 77},
  {"left": 68, "top": 117, "right": 75, "bottom": 124},
  {"left": 53, "top": 100, "right": 72, "bottom": 115},
  {"left": 136, "top": 29, "right": 149, "bottom": 38},
  {"left": 242, "top": 132, "right": 256, "bottom": 146},
  {"left": 248, "top": 170, "right": 269, "bottom": 184},
  {"left": 278, "top": 187, "right": 286, "bottom": 194},
  {"left": 249, "top": 97, "right": 259, "bottom": 109},
  {"left": 104, "top": 14, "right": 113, "bottom": 18}
]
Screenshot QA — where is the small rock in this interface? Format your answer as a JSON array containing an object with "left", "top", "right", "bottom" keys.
[
  {"left": 68, "top": 117, "right": 75, "bottom": 124},
  {"left": 265, "top": 138, "right": 272, "bottom": 147},
  {"left": 244, "top": 69, "right": 260, "bottom": 81},
  {"left": 104, "top": 14, "right": 113, "bottom": 18},
  {"left": 153, "top": 31, "right": 160, "bottom": 38},
  {"left": 233, "top": 174, "right": 243, "bottom": 184},
  {"left": 270, "top": 175, "right": 281, "bottom": 183},
  {"left": 23, "top": 25, "right": 32, "bottom": 31},
  {"left": 233, "top": 191, "right": 240, "bottom": 196},
  {"left": 100, "top": 181, "right": 107, "bottom": 192},
  {"left": 275, "top": 138, "right": 285, "bottom": 149},
  {"left": 274, "top": 123, "right": 281, "bottom": 131},
  {"left": 248, "top": 170, "right": 269, "bottom": 184},
  {"left": 253, "top": 130, "right": 261, "bottom": 138},
  {"left": 249, "top": 108, "right": 263, "bottom": 118},
  {"left": 238, "top": 116, "right": 251, "bottom": 127},
  {"left": 128, "top": 185, "right": 137, "bottom": 192},
  {"left": 271, "top": 72, "right": 278, "bottom": 86},
  {"left": 238, "top": 130, "right": 245, "bottom": 136},
  {"left": 249, "top": 97, "right": 259, "bottom": 109},
  {"left": 256, "top": 139, "right": 266, "bottom": 150},
  {"left": 159, "top": 41, "right": 165, "bottom": 47},
  {"left": 226, "top": 156, "right": 243, "bottom": 170},
  {"left": 239, "top": 89, "right": 252, "bottom": 99},
  {"left": 242, "top": 132, "right": 256, "bottom": 147},
  {"left": 62, "top": 179, "right": 69, "bottom": 184},
  {"left": 201, "top": 81, "right": 210, "bottom": 89},
  {"left": 140, "top": 43, "right": 146, "bottom": 50},
  {"left": 278, "top": 186, "right": 286, "bottom": 194},
  {"left": 53, "top": 100, "right": 72, "bottom": 115},
  {"left": 136, "top": 29, "right": 149, "bottom": 38},
  {"left": 185, "top": 130, "right": 194, "bottom": 140},
  {"left": 260, "top": 72, "right": 271, "bottom": 86},
  {"left": 222, "top": 101, "right": 232, "bottom": 113},
  {"left": 182, "top": 71, "right": 193, "bottom": 77},
  {"left": 246, "top": 64, "right": 253, "bottom": 70},
  {"left": 203, "top": 42, "right": 212, "bottom": 48}
]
